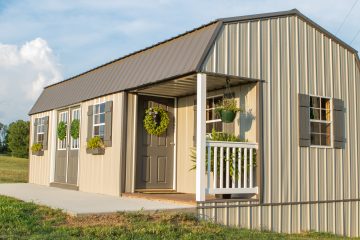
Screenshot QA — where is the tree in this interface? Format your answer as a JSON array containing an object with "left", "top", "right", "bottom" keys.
[
  {"left": 0, "top": 123, "right": 8, "bottom": 153},
  {"left": 7, "top": 120, "right": 29, "bottom": 158}
]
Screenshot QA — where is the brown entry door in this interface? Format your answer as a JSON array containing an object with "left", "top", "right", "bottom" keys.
[
  {"left": 136, "top": 95, "right": 175, "bottom": 190},
  {"left": 54, "top": 107, "right": 80, "bottom": 185}
]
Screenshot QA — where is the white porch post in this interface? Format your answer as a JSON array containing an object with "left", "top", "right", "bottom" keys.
[{"left": 196, "top": 73, "right": 207, "bottom": 202}]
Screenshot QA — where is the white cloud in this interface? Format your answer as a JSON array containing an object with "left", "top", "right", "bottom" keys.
[{"left": 0, "top": 38, "right": 62, "bottom": 123}]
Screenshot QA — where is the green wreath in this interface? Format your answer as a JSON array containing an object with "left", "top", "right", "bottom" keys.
[
  {"left": 57, "top": 121, "right": 67, "bottom": 141},
  {"left": 70, "top": 119, "right": 80, "bottom": 139},
  {"left": 143, "top": 106, "right": 170, "bottom": 136}
]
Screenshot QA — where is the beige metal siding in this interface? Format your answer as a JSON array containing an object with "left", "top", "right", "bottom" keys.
[
  {"left": 29, "top": 112, "right": 53, "bottom": 186},
  {"left": 78, "top": 92, "right": 125, "bottom": 196},
  {"left": 176, "top": 86, "right": 257, "bottom": 193},
  {"left": 202, "top": 16, "right": 360, "bottom": 237},
  {"left": 199, "top": 200, "right": 360, "bottom": 236}
]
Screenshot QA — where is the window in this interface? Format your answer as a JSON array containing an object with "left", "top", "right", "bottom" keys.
[
  {"left": 36, "top": 118, "right": 45, "bottom": 143},
  {"left": 206, "top": 95, "right": 223, "bottom": 134},
  {"left": 71, "top": 109, "right": 80, "bottom": 149},
  {"left": 310, "top": 96, "right": 331, "bottom": 146},
  {"left": 93, "top": 103, "right": 105, "bottom": 139},
  {"left": 58, "top": 111, "right": 68, "bottom": 150}
]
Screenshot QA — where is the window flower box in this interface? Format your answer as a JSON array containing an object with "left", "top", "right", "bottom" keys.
[
  {"left": 32, "top": 150, "right": 44, "bottom": 156},
  {"left": 86, "top": 147, "right": 105, "bottom": 155}
]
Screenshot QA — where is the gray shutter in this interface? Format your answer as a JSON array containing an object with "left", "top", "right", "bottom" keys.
[
  {"left": 104, "top": 101, "right": 113, "bottom": 147},
  {"left": 87, "top": 105, "right": 93, "bottom": 142},
  {"left": 333, "top": 98, "right": 345, "bottom": 149},
  {"left": 33, "top": 118, "right": 38, "bottom": 145},
  {"left": 42, "top": 116, "right": 49, "bottom": 150},
  {"left": 298, "top": 94, "right": 310, "bottom": 147},
  {"left": 193, "top": 99, "right": 197, "bottom": 146}
]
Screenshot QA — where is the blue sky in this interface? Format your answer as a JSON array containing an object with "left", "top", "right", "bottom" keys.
[{"left": 0, "top": 0, "right": 359, "bottom": 123}]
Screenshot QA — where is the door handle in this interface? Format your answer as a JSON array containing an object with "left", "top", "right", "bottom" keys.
[{"left": 170, "top": 142, "right": 175, "bottom": 145}]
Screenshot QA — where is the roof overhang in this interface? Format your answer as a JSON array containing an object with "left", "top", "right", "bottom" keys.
[{"left": 132, "top": 72, "right": 263, "bottom": 98}]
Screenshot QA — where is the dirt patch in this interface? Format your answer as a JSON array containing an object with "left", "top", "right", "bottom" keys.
[
  {"left": 63, "top": 212, "right": 198, "bottom": 228},
  {"left": 65, "top": 213, "right": 129, "bottom": 227}
]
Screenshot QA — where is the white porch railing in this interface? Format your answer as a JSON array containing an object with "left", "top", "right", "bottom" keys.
[{"left": 206, "top": 141, "right": 258, "bottom": 195}]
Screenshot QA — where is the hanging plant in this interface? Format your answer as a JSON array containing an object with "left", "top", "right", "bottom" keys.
[
  {"left": 143, "top": 106, "right": 170, "bottom": 136},
  {"left": 215, "top": 98, "right": 242, "bottom": 123},
  {"left": 70, "top": 119, "right": 80, "bottom": 139},
  {"left": 57, "top": 121, "right": 67, "bottom": 140}
]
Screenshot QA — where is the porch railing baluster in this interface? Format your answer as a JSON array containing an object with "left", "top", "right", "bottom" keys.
[
  {"left": 226, "top": 147, "right": 230, "bottom": 188},
  {"left": 250, "top": 148, "right": 253, "bottom": 188},
  {"left": 238, "top": 147, "right": 242, "bottom": 188},
  {"left": 213, "top": 147, "right": 218, "bottom": 190},
  {"left": 207, "top": 145, "right": 211, "bottom": 192},
  {"left": 244, "top": 148, "right": 247, "bottom": 188},
  {"left": 232, "top": 147, "right": 236, "bottom": 188},
  {"left": 220, "top": 147, "right": 224, "bottom": 189}
]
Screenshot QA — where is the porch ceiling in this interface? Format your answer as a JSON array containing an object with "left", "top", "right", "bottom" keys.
[{"left": 132, "top": 73, "right": 261, "bottom": 97}]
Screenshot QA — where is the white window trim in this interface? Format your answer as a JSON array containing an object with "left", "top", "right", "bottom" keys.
[
  {"left": 309, "top": 95, "right": 333, "bottom": 148},
  {"left": 92, "top": 102, "right": 106, "bottom": 138},
  {"left": 70, "top": 108, "right": 81, "bottom": 150},
  {"left": 58, "top": 111, "right": 68, "bottom": 150},
  {"left": 205, "top": 95, "right": 224, "bottom": 133},
  {"left": 36, "top": 118, "right": 45, "bottom": 143}
]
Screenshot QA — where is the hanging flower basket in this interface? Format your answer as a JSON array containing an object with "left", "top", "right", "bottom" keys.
[
  {"left": 143, "top": 106, "right": 170, "bottom": 136},
  {"left": 215, "top": 98, "right": 242, "bottom": 123},
  {"left": 220, "top": 110, "right": 236, "bottom": 123}
]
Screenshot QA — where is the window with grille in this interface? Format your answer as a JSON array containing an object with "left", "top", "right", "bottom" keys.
[
  {"left": 36, "top": 118, "right": 45, "bottom": 144},
  {"left": 58, "top": 111, "right": 68, "bottom": 150},
  {"left": 206, "top": 95, "right": 223, "bottom": 134},
  {"left": 71, "top": 109, "right": 80, "bottom": 149},
  {"left": 310, "top": 96, "right": 332, "bottom": 146},
  {"left": 93, "top": 103, "right": 105, "bottom": 139}
]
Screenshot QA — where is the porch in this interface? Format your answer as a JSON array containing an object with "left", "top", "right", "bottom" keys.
[{"left": 126, "top": 72, "right": 263, "bottom": 202}]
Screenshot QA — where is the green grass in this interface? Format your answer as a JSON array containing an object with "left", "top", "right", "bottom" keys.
[
  {"left": 0, "top": 157, "right": 352, "bottom": 239},
  {"left": 0, "top": 155, "right": 28, "bottom": 183},
  {"left": 0, "top": 195, "right": 349, "bottom": 240}
]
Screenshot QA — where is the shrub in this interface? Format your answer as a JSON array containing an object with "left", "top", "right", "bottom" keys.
[
  {"left": 31, "top": 143, "right": 43, "bottom": 152},
  {"left": 86, "top": 136, "right": 105, "bottom": 150}
]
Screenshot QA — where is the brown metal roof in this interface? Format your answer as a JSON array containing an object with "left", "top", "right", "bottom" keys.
[
  {"left": 29, "top": 9, "right": 359, "bottom": 115},
  {"left": 29, "top": 21, "right": 221, "bottom": 115}
]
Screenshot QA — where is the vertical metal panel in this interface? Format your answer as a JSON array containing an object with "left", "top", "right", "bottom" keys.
[
  {"left": 29, "top": 112, "right": 52, "bottom": 186},
  {"left": 200, "top": 13, "right": 360, "bottom": 237},
  {"left": 77, "top": 92, "right": 123, "bottom": 196}
]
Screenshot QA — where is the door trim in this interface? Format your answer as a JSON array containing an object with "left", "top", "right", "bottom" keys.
[
  {"left": 49, "top": 110, "right": 57, "bottom": 183},
  {"left": 133, "top": 93, "right": 177, "bottom": 192}
]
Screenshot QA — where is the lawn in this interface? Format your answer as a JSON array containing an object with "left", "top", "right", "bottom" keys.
[
  {"left": 0, "top": 155, "right": 28, "bottom": 183},
  {"left": 0, "top": 195, "right": 347, "bottom": 240},
  {"left": 0, "top": 156, "right": 348, "bottom": 239}
]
